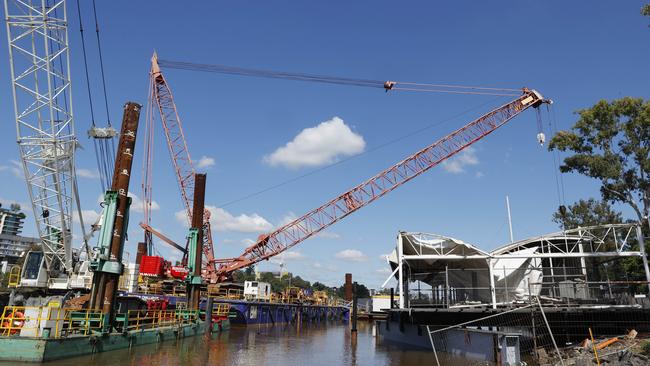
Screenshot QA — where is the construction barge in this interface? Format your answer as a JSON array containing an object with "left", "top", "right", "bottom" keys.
[{"left": 0, "top": 304, "right": 230, "bottom": 362}]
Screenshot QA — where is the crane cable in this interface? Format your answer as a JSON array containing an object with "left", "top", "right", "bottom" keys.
[
  {"left": 75, "top": 0, "right": 114, "bottom": 192},
  {"left": 157, "top": 59, "right": 521, "bottom": 97},
  {"left": 91, "top": 0, "right": 116, "bottom": 167}
]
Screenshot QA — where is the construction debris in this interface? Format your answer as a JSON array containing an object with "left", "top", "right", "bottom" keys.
[{"left": 564, "top": 330, "right": 649, "bottom": 366}]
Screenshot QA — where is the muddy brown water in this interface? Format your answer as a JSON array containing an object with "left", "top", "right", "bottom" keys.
[{"left": 7, "top": 321, "right": 483, "bottom": 366}]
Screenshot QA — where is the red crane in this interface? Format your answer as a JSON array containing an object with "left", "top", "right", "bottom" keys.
[
  {"left": 215, "top": 89, "right": 548, "bottom": 277},
  {"left": 143, "top": 53, "right": 218, "bottom": 281}
]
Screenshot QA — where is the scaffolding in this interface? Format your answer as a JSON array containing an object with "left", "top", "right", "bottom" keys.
[{"left": 384, "top": 224, "right": 650, "bottom": 309}]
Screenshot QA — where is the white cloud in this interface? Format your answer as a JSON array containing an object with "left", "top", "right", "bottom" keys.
[
  {"left": 77, "top": 168, "right": 100, "bottom": 179},
  {"left": 0, "top": 198, "right": 28, "bottom": 210},
  {"left": 475, "top": 171, "right": 485, "bottom": 178},
  {"left": 313, "top": 262, "right": 338, "bottom": 272},
  {"left": 176, "top": 205, "right": 273, "bottom": 233},
  {"left": 375, "top": 268, "right": 392, "bottom": 274},
  {"left": 378, "top": 253, "right": 391, "bottom": 261},
  {"left": 316, "top": 231, "right": 340, "bottom": 239},
  {"left": 442, "top": 146, "right": 479, "bottom": 174},
  {"left": 73, "top": 209, "right": 101, "bottom": 225},
  {"left": 5, "top": 160, "right": 22, "bottom": 178},
  {"left": 241, "top": 238, "right": 256, "bottom": 247},
  {"left": 221, "top": 238, "right": 236, "bottom": 245},
  {"left": 196, "top": 156, "right": 215, "bottom": 169},
  {"left": 335, "top": 249, "right": 368, "bottom": 262},
  {"left": 277, "top": 212, "right": 297, "bottom": 228},
  {"left": 282, "top": 251, "right": 305, "bottom": 261},
  {"left": 128, "top": 192, "right": 160, "bottom": 213},
  {"left": 264, "top": 116, "right": 366, "bottom": 169}
]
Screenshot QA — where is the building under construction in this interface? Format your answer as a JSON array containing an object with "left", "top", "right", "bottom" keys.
[{"left": 377, "top": 223, "right": 650, "bottom": 364}]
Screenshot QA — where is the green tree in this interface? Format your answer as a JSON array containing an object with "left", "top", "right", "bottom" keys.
[
  {"left": 643, "top": 4, "right": 650, "bottom": 20},
  {"left": 335, "top": 282, "right": 371, "bottom": 299},
  {"left": 549, "top": 98, "right": 650, "bottom": 224},
  {"left": 552, "top": 198, "right": 623, "bottom": 229}
]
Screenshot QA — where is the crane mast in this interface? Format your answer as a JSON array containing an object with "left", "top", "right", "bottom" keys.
[
  {"left": 217, "top": 89, "right": 548, "bottom": 276},
  {"left": 147, "top": 53, "right": 217, "bottom": 279},
  {"left": 4, "top": 0, "right": 82, "bottom": 278}
]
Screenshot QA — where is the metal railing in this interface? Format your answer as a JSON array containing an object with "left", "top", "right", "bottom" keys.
[
  {"left": 207, "top": 288, "right": 243, "bottom": 300},
  {"left": 212, "top": 303, "right": 231, "bottom": 317},
  {"left": 406, "top": 277, "right": 650, "bottom": 308},
  {"left": 123, "top": 309, "right": 199, "bottom": 331},
  {"left": 1, "top": 306, "right": 103, "bottom": 338},
  {"left": 137, "top": 283, "right": 187, "bottom": 296}
]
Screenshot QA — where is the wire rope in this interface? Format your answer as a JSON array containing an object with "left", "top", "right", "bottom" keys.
[{"left": 158, "top": 59, "right": 520, "bottom": 96}]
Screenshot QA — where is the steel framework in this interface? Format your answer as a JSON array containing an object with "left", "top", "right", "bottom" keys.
[
  {"left": 4, "top": 0, "right": 80, "bottom": 274},
  {"left": 146, "top": 53, "right": 217, "bottom": 279},
  {"left": 217, "top": 89, "right": 547, "bottom": 276},
  {"left": 390, "top": 223, "right": 650, "bottom": 309}
]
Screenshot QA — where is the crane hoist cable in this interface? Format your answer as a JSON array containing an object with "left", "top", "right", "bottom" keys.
[
  {"left": 91, "top": 0, "right": 116, "bottom": 167},
  {"left": 75, "top": 0, "right": 116, "bottom": 193},
  {"left": 156, "top": 59, "right": 521, "bottom": 97}
]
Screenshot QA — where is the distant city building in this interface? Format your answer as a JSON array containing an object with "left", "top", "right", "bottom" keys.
[{"left": 0, "top": 203, "right": 39, "bottom": 262}]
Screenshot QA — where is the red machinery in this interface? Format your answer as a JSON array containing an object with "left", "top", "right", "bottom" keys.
[
  {"left": 141, "top": 53, "right": 218, "bottom": 282},
  {"left": 150, "top": 57, "right": 550, "bottom": 282},
  {"left": 214, "top": 89, "right": 548, "bottom": 278},
  {"left": 139, "top": 256, "right": 165, "bottom": 277}
]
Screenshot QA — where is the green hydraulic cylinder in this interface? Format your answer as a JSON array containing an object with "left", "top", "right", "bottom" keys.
[
  {"left": 187, "top": 173, "right": 206, "bottom": 310},
  {"left": 185, "top": 228, "right": 202, "bottom": 286}
]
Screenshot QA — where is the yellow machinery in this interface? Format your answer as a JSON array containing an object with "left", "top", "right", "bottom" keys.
[
  {"left": 7, "top": 265, "right": 20, "bottom": 287},
  {"left": 282, "top": 287, "right": 304, "bottom": 304},
  {"left": 313, "top": 291, "right": 329, "bottom": 305}
]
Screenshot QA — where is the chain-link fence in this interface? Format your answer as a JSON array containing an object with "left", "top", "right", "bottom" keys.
[{"left": 426, "top": 299, "right": 564, "bottom": 366}]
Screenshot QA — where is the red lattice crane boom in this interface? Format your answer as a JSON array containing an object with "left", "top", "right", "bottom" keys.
[
  {"left": 146, "top": 53, "right": 217, "bottom": 280},
  {"left": 216, "top": 89, "right": 548, "bottom": 276}
]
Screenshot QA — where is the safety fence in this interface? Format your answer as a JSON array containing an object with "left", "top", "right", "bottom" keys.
[
  {"left": 406, "top": 264, "right": 650, "bottom": 308},
  {"left": 1, "top": 303, "right": 233, "bottom": 338},
  {"left": 426, "top": 299, "right": 564, "bottom": 366},
  {"left": 0, "top": 306, "right": 103, "bottom": 338},
  {"left": 136, "top": 283, "right": 187, "bottom": 296},
  {"left": 122, "top": 309, "right": 199, "bottom": 331},
  {"left": 207, "top": 288, "right": 243, "bottom": 300},
  {"left": 206, "top": 287, "right": 348, "bottom": 307}
]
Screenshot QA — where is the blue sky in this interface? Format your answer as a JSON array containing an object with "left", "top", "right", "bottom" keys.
[{"left": 0, "top": 1, "right": 648, "bottom": 289}]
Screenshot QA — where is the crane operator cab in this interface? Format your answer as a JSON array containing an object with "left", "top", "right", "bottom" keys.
[{"left": 19, "top": 250, "right": 48, "bottom": 288}]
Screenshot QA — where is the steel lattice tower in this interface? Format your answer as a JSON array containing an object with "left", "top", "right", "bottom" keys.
[{"left": 4, "top": 0, "right": 78, "bottom": 274}]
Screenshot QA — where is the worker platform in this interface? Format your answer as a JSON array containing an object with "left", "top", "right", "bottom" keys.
[{"left": 0, "top": 305, "right": 229, "bottom": 362}]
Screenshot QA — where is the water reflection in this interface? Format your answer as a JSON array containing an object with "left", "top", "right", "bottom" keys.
[{"left": 5, "top": 321, "right": 480, "bottom": 366}]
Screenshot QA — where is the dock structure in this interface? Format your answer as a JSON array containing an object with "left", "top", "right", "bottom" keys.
[{"left": 377, "top": 223, "right": 650, "bottom": 363}]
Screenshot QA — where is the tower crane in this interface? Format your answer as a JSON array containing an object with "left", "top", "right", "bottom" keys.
[
  {"left": 141, "top": 53, "right": 218, "bottom": 281},
  {"left": 215, "top": 89, "right": 548, "bottom": 279}
]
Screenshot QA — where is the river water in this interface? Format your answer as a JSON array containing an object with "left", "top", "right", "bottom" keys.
[{"left": 31, "top": 321, "right": 459, "bottom": 366}]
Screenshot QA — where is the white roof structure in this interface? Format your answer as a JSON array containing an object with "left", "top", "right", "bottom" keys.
[{"left": 385, "top": 224, "right": 650, "bottom": 309}]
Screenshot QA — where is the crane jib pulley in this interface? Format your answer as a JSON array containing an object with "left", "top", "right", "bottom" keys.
[{"left": 217, "top": 89, "right": 550, "bottom": 276}]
